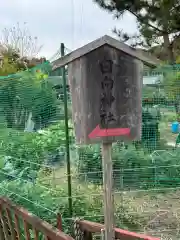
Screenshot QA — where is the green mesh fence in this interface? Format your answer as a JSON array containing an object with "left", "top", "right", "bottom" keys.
[
  {"left": 0, "top": 60, "right": 75, "bottom": 233},
  {"left": 76, "top": 64, "right": 180, "bottom": 239},
  {"left": 1, "top": 59, "right": 180, "bottom": 239}
]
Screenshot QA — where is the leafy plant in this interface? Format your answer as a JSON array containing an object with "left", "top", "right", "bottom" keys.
[
  {"left": 0, "top": 177, "right": 142, "bottom": 233},
  {"left": 163, "top": 71, "right": 180, "bottom": 118},
  {"left": 0, "top": 61, "right": 57, "bottom": 130},
  {"left": 0, "top": 121, "right": 72, "bottom": 179},
  {"left": 141, "top": 107, "right": 160, "bottom": 152},
  {"left": 78, "top": 143, "right": 180, "bottom": 190}
]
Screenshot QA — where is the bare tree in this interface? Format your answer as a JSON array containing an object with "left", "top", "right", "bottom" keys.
[{"left": 0, "top": 22, "right": 42, "bottom": 58}]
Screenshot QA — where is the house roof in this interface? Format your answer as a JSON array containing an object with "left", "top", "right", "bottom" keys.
[{"left": 51, "top": 35, "right": 160, "bottom": 70}]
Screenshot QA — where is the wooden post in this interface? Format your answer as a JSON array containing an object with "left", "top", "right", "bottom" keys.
[
  {"left": 101, "top": 142, "right": 115, "bottom": 240},
  {"left": 52, "top": 35, "right": 143, "bottom": 239}
]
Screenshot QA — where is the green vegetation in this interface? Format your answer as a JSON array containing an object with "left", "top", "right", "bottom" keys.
[
  {"left": 0, "top": 58, "right": 178, "bottom": 237},
  {"left": 0, "top": 114, "right": 180, "bottom": 236},
  {"left": 78, "top": 143, "right": 180, "bottom": 189},
  {"left": 0, "top": 123, "right": 143, "bottom": 232},
  {"left": 1, "top": 24, "right": 180, "bottom": 239},
  {"left": 94, "top": 0, "right": 180, "bottom": 64},
  {"left": 0, "top": 67, "right": 57, "bottom": 130}
]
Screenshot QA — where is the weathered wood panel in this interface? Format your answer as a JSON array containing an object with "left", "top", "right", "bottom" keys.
[
  {"left": 68, "top": 44, "right": 142, "bottom": 144},
  {"left": 52, "top": 35, "right": 159, "bottom": 70}
]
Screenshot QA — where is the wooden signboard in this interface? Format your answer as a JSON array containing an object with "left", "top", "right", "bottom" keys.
[
  {"left": 51, "top": 35, "right": 156, "bottom": 240},
  {"left": 51, "top": 35, "right": 156, "bottom": 145},
  {"left": 68, "top": 45, "right": 142, "bottom": 144}
]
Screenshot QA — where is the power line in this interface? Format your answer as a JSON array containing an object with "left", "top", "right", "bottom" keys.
[
  {"left": 79, "top": 0, "right": 84, "bottom": 46},
  {"left": 71, "top": 0, "right": 75, "bottom": 49}
]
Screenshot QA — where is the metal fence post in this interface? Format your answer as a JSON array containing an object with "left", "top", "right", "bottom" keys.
[{"left": 61, "top": 43, "right": 73, "bottom": 217}]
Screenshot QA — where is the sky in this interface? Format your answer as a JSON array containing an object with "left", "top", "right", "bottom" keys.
[{"left": 0, "top": 0, "right": 138, "bottom": 60}]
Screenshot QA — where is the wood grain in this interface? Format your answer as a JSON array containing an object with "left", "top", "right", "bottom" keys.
[
  {"left": 52, "top": 35, "right": 159, "bottom": 70},
  {"left": 68, "top": 45, "right": 142, "bottom": 144},
  {"left": 0, "top": 197, "right": 74, "bottom": 240},
  {"left": 77, "top": 220, "right": 160, "bottom": 240},
  {"left": 101, "top": 143, "right": 115, "bottom": 240}
]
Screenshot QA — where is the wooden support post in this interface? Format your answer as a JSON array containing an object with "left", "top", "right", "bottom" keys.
[{"left": 101, "top": 142, "right": 115, "bottom": 240}]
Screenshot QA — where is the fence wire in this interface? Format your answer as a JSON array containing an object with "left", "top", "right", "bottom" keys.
[{"left": 1, "top": 62, "right": 180, "bottom": 239}]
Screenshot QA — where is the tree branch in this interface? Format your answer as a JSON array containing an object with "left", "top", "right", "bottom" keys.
[{"left": 127, "top": 9, "right": 165, "bottom": 34}]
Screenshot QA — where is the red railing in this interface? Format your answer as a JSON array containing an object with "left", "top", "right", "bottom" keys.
[
  {"left": 76, "top": 220, "right": 160, "bottom": 240},
  {"left": 0, "top": 197, "right": 160, "bottom": 240},
  {"left": 0, "top": 197, "right": 73, "bottom": 240}
]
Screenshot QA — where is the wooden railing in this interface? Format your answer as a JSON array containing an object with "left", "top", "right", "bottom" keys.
[
  {"left": 0, "top": 197, "right": 73, "bottom": 240},
  {"left": 0, "top": 197, "right": 160, "bottom": 240},
  {"left": 75, "top": 220, "right": 160, "bottom": 240}
]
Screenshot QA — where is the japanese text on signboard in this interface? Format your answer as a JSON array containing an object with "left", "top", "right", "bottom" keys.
[{"left": 99, "top": 59, "right": 116, "bottom": 128}]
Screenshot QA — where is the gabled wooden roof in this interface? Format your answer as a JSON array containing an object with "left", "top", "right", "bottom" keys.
[{"left": 52, "top": 35, "right": 160, "bottom": 70}]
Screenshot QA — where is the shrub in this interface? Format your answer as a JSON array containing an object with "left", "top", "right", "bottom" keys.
[
  {"left": 77, "top": 143, "right": 180, "bottom": 190},
  {"left": 0, "top": 121, "right": 73, "bottom": 180},
  {"left": 0, "top": 178, "right": 142, "bottom": 233},
  {"left": 141, "top": 107, "right": 160, "bottom": 152},
  {"left": 78, "top": 144, "right": 153, "bottom": 188}
]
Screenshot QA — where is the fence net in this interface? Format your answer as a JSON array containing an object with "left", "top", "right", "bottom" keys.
[{"left": 1, "top": 58, "right": 180, "bottom": 239}]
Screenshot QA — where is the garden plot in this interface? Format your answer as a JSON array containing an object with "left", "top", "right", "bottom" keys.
[{"left": 121, "top": 189, "right": 180, "bottom": 240}]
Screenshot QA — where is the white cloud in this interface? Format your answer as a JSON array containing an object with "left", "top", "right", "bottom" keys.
[{"left": 0, "top": 0, "right": 138, "bottom": 59}]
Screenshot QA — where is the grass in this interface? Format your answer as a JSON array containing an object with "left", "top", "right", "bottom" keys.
[
  {"left": 123, "top": 190, "right": 180, "bottom": 239},
  {"left": 34, "top": 108, "right": 180, "bottom": 239},
  {"left": 38, "top": 164, "right": 180, "bottom": 239},
  {"left": 40, "top": 107, "right": 180, "bottom": 239},
  {"left": 1, "top": 107, "right": 179, "bottom": 239}
]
